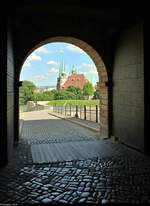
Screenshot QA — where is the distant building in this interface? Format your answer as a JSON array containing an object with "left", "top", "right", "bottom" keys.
[
  {"left": 62, "top": 70, "right": 88, "bottom": 90},
  {"left": 35, "top": 86, "right": 56, "bottom": 93},
  {"left": 57, "top": 61, "right": 88, "bottom": 90}
]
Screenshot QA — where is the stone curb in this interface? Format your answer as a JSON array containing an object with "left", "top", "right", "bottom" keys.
[
  {"left": 19, "top": 119, "right": 24, "bottom": 137},
  {"left": 48, "top": 112, "right": 100, "bottom": 133}
]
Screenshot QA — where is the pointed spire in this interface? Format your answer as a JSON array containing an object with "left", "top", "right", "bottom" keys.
[
  {"left": 59, "top": 59, "right": 62, "bottom": 77},
  {"left": 72, "top": 64, "right": 75, "bottom": 70},
  {"left": 71, "top": 65, "right": 77, "bottom": 74},
  {"left": 75, "top": 67, "right": 77, "bottom": 74},
  {"left": 62, "top": 58, "right": 66, "bottom": 73}
]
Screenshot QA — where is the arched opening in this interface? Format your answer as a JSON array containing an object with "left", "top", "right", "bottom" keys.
[{"left": 19, "top": 37, "right": 108, "bottom": 138}]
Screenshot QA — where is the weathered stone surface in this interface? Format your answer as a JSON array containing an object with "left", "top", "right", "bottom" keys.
[
  {"left": 44, "top": 167, "right": 49, "bottom": 171},
  {"left": 79, "top": 198, "right": 86, "bottom": 203},
  {"left": 59, "top": 199, "right": 68, "bottom": 203},
  {"left": 1, "top": 112, "right": 150, "bottom": 204},
  {"left": 80, "top": 192, "right": 90, "bottom": 198},
  {"left": 84, "top": 187, "right": 90, "bottom": 192},
  {"left": 101, "top": 199, "right": 109, "bottom": 204},
  {"left": 41, "top": 198, "right": 52, "bottom": 203}
]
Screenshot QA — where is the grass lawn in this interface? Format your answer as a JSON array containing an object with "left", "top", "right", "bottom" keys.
[{"left": 47, "top": 99, "right": 100, "bottom": 106}]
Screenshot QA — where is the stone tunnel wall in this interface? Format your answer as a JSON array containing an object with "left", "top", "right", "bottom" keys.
[
  {"left": 113, "top": 24, "right": 144, "bottom": 152},
  {"left": 7, "top": 25, "right": 15, "bottom": 161}
]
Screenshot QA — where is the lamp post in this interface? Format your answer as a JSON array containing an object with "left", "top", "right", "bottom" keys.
[{"left": 75, "top": 91, "right": 79, "bottom": 118}]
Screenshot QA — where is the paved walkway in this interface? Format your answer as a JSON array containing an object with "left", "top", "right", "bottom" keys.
[
  {"left": 0, "top": 109, "right": 150, "bottom": 204},
  {"left": 49, "top": 111, "right": 100, "bottom": 132}
]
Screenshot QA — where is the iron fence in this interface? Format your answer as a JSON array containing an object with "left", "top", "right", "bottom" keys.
[{"left": 53, "top": 105, "right": 100, "bottom": 123}]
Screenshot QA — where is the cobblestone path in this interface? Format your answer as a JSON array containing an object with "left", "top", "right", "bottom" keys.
[{"left": 0, "top": 110, "right": 150, "bottom": 204}]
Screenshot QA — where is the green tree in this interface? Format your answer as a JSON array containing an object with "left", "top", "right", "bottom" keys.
[
  {"left": 19, "top": 80, "right": 36, "bottom": 105},
  {"left": 93, "top": 85, "right": 100, "bottom": 99},
  {"left": 83, "top": 81, "right": 94, "bottom": 99},
  {"left": 53, "top": 90, "right": 76, "bottom": 100},
  {"left": 66, "top": 85, "right": 84, "bottom": 100},
  {"left": 34, "top": 90, "right": 55, "bottom": 101}
]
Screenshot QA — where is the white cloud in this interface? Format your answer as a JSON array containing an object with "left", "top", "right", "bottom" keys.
[
  {"left": 34, "top": 74, "right": 48, "bottom": 80},
  {"left": 79, "top": 63, "right": 96, "bottom": 70},
  {"left": 34, "top": 46, "right": 52, "bottom": 54},
  {"left": 47, "top": 60, "right": 60, "bottom": 66},
  {"left": 81, "top": 70, "right": 98, "bottom": 75},
  {"left": 66, "top": 44, "right": 84, "bottom": 53},
  {"left": 28, "top": 53, "right": 42, "bottom": 61},
  {"left": 88, "top": 70, "right": 98, "bottom": 74},
  {"left": 49, "top": 68, "right": 59, "bottom": 73},
  {"left": 23, "top": 60, "right": 31, "bottom": 67}
]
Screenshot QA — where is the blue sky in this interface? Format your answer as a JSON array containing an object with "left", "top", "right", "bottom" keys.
[{"left": 20, "top": 42, "right": 99, "bottom": 87}]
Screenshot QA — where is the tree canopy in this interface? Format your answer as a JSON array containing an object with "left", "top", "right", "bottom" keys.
[
  {"left": 19, "top": 80, "right": 97, "bottom": 105},
  {"left": 66, "top": 85, "right": 84, "bottom": 100},
  {"left": 83, "top": 81, "right": 94, "bottom": 97},
  {"left": 19, "top": 80, "right": 36, "bottom": 105},
  {"left": 53, "top": 90, "right": 76, "bottom": 100}
]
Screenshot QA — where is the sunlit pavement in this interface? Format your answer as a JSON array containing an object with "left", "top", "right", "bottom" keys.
[{"left": 0, "top": 110, "right": 150, "bottom": 204}]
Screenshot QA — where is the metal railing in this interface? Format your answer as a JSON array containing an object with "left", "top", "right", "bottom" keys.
[{"left": 53, "top": 105, "right": 100, "bottom": 123}]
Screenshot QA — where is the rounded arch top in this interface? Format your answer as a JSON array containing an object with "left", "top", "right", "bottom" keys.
[{"left": 21, "top": 36, "right": 108, "bottom": 83}]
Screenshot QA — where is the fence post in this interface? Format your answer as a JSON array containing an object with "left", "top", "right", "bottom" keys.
[
  {"left": 90, "top": 106, "right": 91, "bottom": 121},
  {"left": 65, "top": 106, "right": 66, "bottom": 116},
  {"left": 96, "top": 105, "right": 98, "bottom": 123},
  {"left": 84, "top": 105, "right": 86, "bottom": 120},
  {"left": 80, "top": 105, "right": 81, "bottom": 118},
  {"left": 70, "top": 105, "right": 71, "bottom": 116},
  {"left": 75, "top": 105, "right": 78, "bottom": 118}
]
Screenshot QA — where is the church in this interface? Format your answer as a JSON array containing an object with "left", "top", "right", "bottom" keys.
[{"left": 56, "top": 60, "right": 88, "bottom": 90}]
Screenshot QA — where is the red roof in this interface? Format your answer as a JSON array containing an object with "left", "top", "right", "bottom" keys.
[{"left": 62, "top": 73, "right": 88, "bottom": 89}]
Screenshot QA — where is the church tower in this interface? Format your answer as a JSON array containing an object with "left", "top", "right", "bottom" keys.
[{"left": 56, "top": 58, "right": 67, "bottom": 90}]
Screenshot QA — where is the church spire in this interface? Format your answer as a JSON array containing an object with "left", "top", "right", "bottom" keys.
[
  {"left": 71, "top": 64, "right": 77, "bottom": 74},
  {"left": 59, "top": 60, "right": 62, "bottom": 77},
  {"left": 59, "top": 58, "right": 66, "bottom": 76},
  {"left": 62, "top": 58, "right": 66, "bottom": 73}
]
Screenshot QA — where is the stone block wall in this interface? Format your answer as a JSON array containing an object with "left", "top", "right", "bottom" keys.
[
  {"left": 0, "top": 21, "right": 8, "bottom": 166},
  {"left": 7, "top": 25, "right": 15, "bottom": 161},
  {"left": 113, "top": 24, "right": 144, "bottom": 151}
]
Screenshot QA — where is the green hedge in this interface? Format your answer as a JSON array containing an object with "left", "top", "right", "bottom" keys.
[{"left": 47, "top": 100, "right": 100, "bottom": 106}]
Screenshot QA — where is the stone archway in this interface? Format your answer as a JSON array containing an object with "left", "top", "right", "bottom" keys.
[{"left": 20, "top": 36, "right": 108, "bottom": 138}]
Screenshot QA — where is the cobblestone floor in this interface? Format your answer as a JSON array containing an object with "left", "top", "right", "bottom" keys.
[{"left": 0, "top": 110, "right": 150, "bottom": 204}]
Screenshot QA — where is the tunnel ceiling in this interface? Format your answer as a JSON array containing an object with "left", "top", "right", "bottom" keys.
[
  {"left": 9, "top": 1, "right": 144, "bottom": 28},
  {"left": 6, "top": 0, "right": 144, "bottom": 78},
  {"left": 8, "top": 1, "right": 144, "bottom": 51}
]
